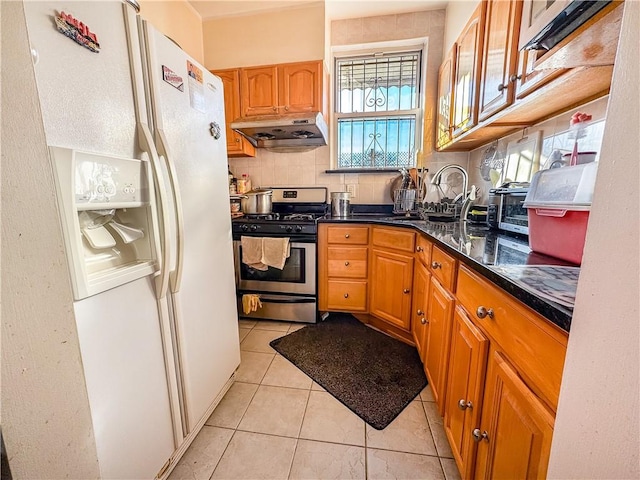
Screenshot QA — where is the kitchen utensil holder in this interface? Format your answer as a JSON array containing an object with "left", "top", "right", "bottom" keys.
[{"left": 418, "top": 201, "right": 462, "bottom": 220}]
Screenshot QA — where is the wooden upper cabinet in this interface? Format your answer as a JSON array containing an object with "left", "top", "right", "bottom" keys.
[
  {"left": 452, "top": 3, "right": 485, "bottom": 137},
  {"left": 514, "top": 48, "right": 567, "bottom": 100},
  {"left": 240, "top": 61, "right": 324, "bottom": 117},
  {"left": 240, "top": 66, "right": 279, "bottom": 117},
  {"left": 436, "top": 44, "right": 457, "bottom": 149},
  {"left": 477, "top": 0, "right": 523, "bottom": 121},
  {"left": 212, "top": 69, "right": 256, "bottom": 158},
  {"left": 279, "top": 62, "right": 322, "bottom": 114},
  {"left": 474, "top": 350, "right": 555, "bottom": 480}
]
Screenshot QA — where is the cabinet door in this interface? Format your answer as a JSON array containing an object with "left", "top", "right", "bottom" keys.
[
  {"left": 514, "top": 48, "right": 567, "bottom": 100},
  {"left": 369, "top": 249, "right": 414, "bottom": 331},
  {"left": 444, "top": 306, "right": 489, "bottom": 480},
  {"left": 240, "top": 66, "right": 279, "bottom": 117},
  {"left": 478, "top": 0, "right": 523, "bottom": 121},
  {"left": 424, "top": 277, "right": 455, "bottom": 414},
  {"left": 474, "top": 350, "right": 555, "bottom": 480},
  {"left": 279, "top": 61, "right": 322, "bottom": 114},
  {"left": 436, "top": 44, "right": 457, "bottom": 149},
  {"left": 213, "top": 69, "right": 256, "bottom": 157},
  {"left": 411, "top": 261, "right": 431, "bottom": 360},
  {"left": 452, "top": 3, "right": 484, "bottom": 137}
]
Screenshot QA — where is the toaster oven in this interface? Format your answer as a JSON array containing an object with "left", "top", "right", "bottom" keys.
[{"left": 487, "top": 187, "right": 529, "bottom": 235}]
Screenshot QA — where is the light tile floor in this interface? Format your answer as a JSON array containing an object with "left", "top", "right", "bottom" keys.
[{"left": 169, "top": 319, "right": 462, "bottom": 480}]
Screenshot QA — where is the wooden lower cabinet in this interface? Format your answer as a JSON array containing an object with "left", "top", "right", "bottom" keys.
[
  {"left": 444, "top": 306, "right": 489, "bottom": 479},
  {"left": 474, "top": 350, "right": 555, "bottom": 480},
  {"left": 411, "top": 261, "right": 431, "bottom": 360},
  {"left": 326, "top": 280, "right": 367, "bottom": 311},
  {"left": 424, "top": 277, "right": 455, "bottom": 414},
  {"left": 369, "top": 248, "right": 414, "bottom": 331}
]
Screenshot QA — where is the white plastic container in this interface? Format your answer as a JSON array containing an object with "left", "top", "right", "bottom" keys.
[{"left": 523, "top": 162, "right": 598, "bottom": 264}]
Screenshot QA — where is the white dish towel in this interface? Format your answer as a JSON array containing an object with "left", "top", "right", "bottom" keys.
[{"left": 241, "top": 236, "right": 290, "bottom": 270}]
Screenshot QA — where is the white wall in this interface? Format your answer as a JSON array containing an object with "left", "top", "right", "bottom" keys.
[
  {"left": 443, "top": 0, "right": 479, "bottom": 54},
  {"left": 202, "top": 3, "right": 325, "bottom": 70},
  {"left": 547, "top": 1, "right": 640, "bottom": 477},
  {"left": 0, "top": 2, "right": 100, "bottom": 478}
]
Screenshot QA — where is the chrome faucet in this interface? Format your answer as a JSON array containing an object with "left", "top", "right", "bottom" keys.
[{"left": 430, "top": 164, "right": 469, "bottom": 202}]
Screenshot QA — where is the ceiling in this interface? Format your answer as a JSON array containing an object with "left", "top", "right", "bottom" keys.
[{"left": 189, "top": 0, "right": 448, "bottom": 21}]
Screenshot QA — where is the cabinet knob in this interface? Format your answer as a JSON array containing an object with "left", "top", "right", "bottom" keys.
[
  {"left": 235, "top": 138, "right": 240, "bottom": 142},
  {"left": 403, "top": 288, "right": 410, "bottom": 294},
  {"left": 344, "top": 234, "right": 350, "bottom": 238},
  {"left": 421, "top": 317, "right": 428, "bottom": 325},
  {"left": 284, "top": 106, "right": 289, "bottom": 111},
  {"left": 272, "top": 106, "right": 277, "bottom": 111},
  {"left": 416, "top": 246, "right": 423, "bottom": 252},
  {"left": 497, "top": 83, "right": 507, "bottom": 92},
  {"left": 509, "top": 74, "right": 522, "bottom": 83},
  {"left": 458, "top": 399, "right": 473, "bottom": 410},
  {"left": 476, "top": 306, "right": 495, "bottom": 319},
  {"left": 417, "top": 309, "right": 423, "bottom": 316},
  {"left": 344, "top": 261, "right": 350, "bottom": 266},
  {"left": 344, "top": 293, "right": 349, "bottom": 298},
  {"left": 431, "top": 261, "right": 441, "bottom": 269},
  {"left": 472, "top": 429, "right": 489, "bottom": 442}
]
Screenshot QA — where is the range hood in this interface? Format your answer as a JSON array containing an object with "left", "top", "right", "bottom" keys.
[{"left": 231, "top": 112, "right": 328, "bottom": 148}]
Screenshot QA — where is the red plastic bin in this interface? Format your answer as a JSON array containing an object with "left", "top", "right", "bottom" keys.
[{"left": 526, "top": 207, "right": 590, "bottom": 265}]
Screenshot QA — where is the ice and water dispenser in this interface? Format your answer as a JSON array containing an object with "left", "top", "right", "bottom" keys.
[{"left": 51, "top": 147, "right": 159, "bottom": 299}]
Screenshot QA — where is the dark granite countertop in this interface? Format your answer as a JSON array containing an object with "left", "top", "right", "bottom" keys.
[{"left": 319, "top": 214, "right": 574, "bottom": 332}]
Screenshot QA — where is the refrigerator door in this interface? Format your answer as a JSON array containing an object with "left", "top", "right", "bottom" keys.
[
  {"left": 141, "top": 20, "right": 241, "bottom": 433},
  {"left": 23, "top": 2, "right": 175, "bottom": 477}
]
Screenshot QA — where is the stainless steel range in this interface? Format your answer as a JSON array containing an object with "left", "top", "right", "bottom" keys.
[{"left": 232, "top": 187, "right": 328, "bottom": 323}]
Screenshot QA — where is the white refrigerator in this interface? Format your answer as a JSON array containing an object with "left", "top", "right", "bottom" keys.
[{"left": 18, "top": 1, "right": 240, "bottom": 478}]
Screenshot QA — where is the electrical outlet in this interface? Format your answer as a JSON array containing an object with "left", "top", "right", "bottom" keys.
[{"left": 346, "top": 184, "right": 357, "bottom": 198}]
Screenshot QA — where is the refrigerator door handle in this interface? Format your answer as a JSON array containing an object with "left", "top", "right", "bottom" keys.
[
  {"left": 123, "top": 4, "right": 170, "bottom": 300},
  {"left": 155, "top": 129, "right": 185, "bottom": 294}
]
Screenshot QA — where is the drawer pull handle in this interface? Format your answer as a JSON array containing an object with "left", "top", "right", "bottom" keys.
[
  {"left": 458, "top": 399, "right": 473, "bottom": 410},
  {"left": 476, "top": 306, "right": 495, "bottom": 319},
  {"left": 416, "top": 246, "right": 423, "bottom": 252},
  {"left": 421, "top": 317, "right": 428, "bottom": 325},
  {"left": 431, "top": 261, "right": 441, "bottom": 269},
  {"left": 417, "top": 309, "right": 423, "bottom": 316},
  {"left": 472, "top": 429, "right": 489, "bottom": 442},
  {"left": 344, "top": 261, "right": 350, "bottom": 266},
  {"left": 403, "top": 288, "right": 410, "bottom": 294},
  {"left": 345, "top": 234, "right": 350, "bottom": 239},
  {"left": 344, "top": 293, "right": 349, "bottom": 298}
]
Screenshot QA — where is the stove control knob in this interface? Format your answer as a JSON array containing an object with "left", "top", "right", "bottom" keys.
[
  {"left": 241, "top": 224, "right": 249, "bottom": 232},
  {"left": 285, "top": 225, "right": 293, "bottom": 233},
  {"left": 295, "top": 225, "right": 303, "bottom": 233},
  {"left": 250, "top": 225, "right": 258, "bottom": 232}
]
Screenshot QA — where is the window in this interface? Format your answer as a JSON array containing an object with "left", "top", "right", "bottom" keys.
[{"left": 334, "top": 50, "right": 423, "bottom": 170}]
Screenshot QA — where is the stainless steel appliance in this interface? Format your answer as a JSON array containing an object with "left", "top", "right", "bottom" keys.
[
  {"left": 487, "top": 185, "right": 530, "bottom": 235},
  {"left": 231, "top": 112, "right": 329, "bottom": 148},
  {"left": 232, "top": 187, "right": 328, "bottom": 323}
]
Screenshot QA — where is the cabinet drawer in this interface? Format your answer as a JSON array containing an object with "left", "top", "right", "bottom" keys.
[
  {"left": 372, "top": 226, "right": 416, "bottom": 253},
  {"left": 456, "top": 265, "right": 568, "bottom": 410},
  {"left": 430, "top": 246, "right": 457, "bottom": 291},
  {"left": 415, "top": 234, "right": 432, "bottom": 266},
  {"left": 326, "top": 226, "right": 369, "bottom": 245},
  {"left": 327, "top": 246, "right": 368, "bottom": 278},
  {"left": 327, "top": 280, "right": 367, "bottom": 311}
]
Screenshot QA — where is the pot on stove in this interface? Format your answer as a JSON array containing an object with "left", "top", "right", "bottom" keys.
[{"left": 240, "top": 189, "right": 273, "bottom": 214}]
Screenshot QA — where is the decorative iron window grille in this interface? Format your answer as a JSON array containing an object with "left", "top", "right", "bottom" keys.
[{"left": 335, "top": 51, "right": 422, "bottom": 169}]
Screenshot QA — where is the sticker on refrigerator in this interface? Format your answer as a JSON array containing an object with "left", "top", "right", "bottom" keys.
[
  {"left": 54, "top": 11, "right": 100, "bottom": 53},
  {"left": 187, "top": 60, "right": 206, "bottom": 113},
  {"left": 162, "top": 66, "right": 184, "bottom": 92}
]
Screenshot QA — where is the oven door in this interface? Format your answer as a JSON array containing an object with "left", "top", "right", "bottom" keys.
[
  {"left": 233, "top": 238, "right": 316, "bottom": 295},
  {"left": 498, "top": 193, "right": 530, "bottom": 235}
]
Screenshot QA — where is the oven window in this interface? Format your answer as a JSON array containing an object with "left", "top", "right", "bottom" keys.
[
  {"left": 238, "top": 245, "right": 306, "bottom": 283},
  {"left": 501, "top": 196, "right": 529, "bottom": 227}
]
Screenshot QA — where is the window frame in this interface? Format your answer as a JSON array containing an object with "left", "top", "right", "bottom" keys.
[{"left": 330, "top": 38, "right": 429, "bottom": 172}]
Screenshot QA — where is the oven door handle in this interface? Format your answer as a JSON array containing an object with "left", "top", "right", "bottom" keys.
[{"left": 236, "top": 293, "right": 316, "bottom": 304}]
